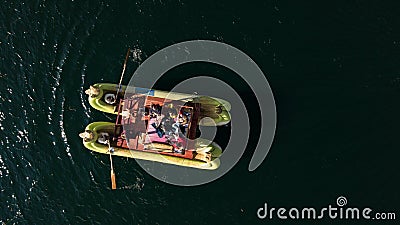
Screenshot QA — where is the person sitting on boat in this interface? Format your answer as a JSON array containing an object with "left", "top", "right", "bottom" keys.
[
  {"left": 97, "top": 132, "right": 110, "bottom": 144},
  {"left": 149, "top": 103, "right": 162, "bottom": 118},
  {"left": 170, "top": 112, "right": 189, "bottom": 138},
  {"left": 178, "top": 112, "right": 190, "bottom": 125},
  {"left": 151, "top": 122, "right": 165, "bottom": 138},
  {"left": 84, "top": 86, "right": 100, "bottom": 97},
  {"left": 165, "top": 125, "right": 180, "bottom": 142},
  {"left": 171, "top": 121, "right": 180, "bottom": 140},
  {"left": 104, "top": 93, "right": 116, "bottom": 104},
  {"left": 174, "top": 112, "right": 190, "bottom": 134},
  {"left": 165, "top": 103, "right": 178, "bottom": 119}
]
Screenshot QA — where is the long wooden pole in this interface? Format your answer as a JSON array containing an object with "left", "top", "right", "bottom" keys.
[
  {"left": 116, "top": 48, "right": 131, "bottom": 97},
  {"left": 107, "top": 141, "right": 117, "bottom": 190},
  {"left": 109, "top": 153, "right": 116, "bottom": 190}
]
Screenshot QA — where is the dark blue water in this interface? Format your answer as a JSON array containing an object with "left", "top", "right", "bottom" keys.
[{"left": 1, "top": 0, "right": 399, "bottom": 224}]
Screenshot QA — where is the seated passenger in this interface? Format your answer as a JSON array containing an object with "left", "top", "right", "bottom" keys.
[
  {"left": 149, "top": 104, "right": 162, "bottom": 117},
  {"left": 177, "top": 113, "right": 189, "bottom": 126},
  {"left": 104, "top": 93, "right": 116, "bottom": 104},
  {"left": 160, "top": 103, "right": 178, "bottom": 119},
  {"left": 172, "top": 121, "right": 180, "bottom": 134}
]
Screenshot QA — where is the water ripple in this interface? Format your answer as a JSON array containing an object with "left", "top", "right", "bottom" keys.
[
  {"left": 60, "top": 95, "right": 74, "bottom": 162},
  {"left": 80, "top": 63, "right": 91, "bottom": 119}
]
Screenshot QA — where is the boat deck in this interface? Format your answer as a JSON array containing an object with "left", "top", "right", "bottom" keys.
[{"left": 110, "top": 94, "right": 202, "bottom": 160}]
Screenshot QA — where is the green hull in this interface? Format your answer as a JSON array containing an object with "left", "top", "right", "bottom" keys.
[
  {"left": 86, "top": 83, "right": 231, "bottom": 126},
  {"left": 82, "top": 122, "right": 222, "bottom": 170}
]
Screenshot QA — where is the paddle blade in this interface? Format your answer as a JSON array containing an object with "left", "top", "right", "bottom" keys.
[{"left": 111, "top": 170, "right": 116, "bottom": 190}]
